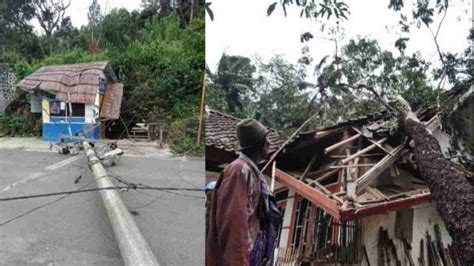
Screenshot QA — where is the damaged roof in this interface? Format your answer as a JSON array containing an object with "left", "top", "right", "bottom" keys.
[
  {"left": 17, "top": 61, "right": 118, "bottom": 105},
  {"left": 205, "top": 108, "right": 282, "bottom": 154},
  {"left": 206, "top": 85, "right": 472, "bottom": 220}
]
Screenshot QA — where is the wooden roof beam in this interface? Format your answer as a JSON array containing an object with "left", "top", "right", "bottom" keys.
[
  {"left": 324, "top": 133, "right": 361, "bottom": 154},
  {"left": 340, "top": 191, "right": 431, "bottom": 221},
  {"left": 341, "top": 138, "right": 388, "bottom": 164},
  {"left": 351, "top": 126, "right": 394, "bottom": 156},
  {"left": 273, "top": 168, "right": 341, "bottom": 219},
  {"left": 355, "top": 144, "right": 406, "bottom": 194}
]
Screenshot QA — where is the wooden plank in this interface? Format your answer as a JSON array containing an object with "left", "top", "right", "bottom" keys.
[
  {"left": 324, "top": 133, "right": 361, "bottom": 154},
  {"left": 314, "top": 169, "right": 340, "bottom": 183},
  {"left": 331, "top": 153, "right": 385, "bottom": 158},
  {"left": 274, "top": 168, "right": 340, "bottom": 219},
  {"left": 364, "top": 187, "right": 385, "bottom": 201},
  {"left": 340, "top": 192, "right": 431, "bottom": 221},
  {"left": 298, "top": 152, "right": 318, "bottom": 181},
  {"left": 305, "top": 178, "right": 331, "bottom": 195},
  {"left": 341, "top": 138, "right": 388, "bottom": 164},
  {"left": 315, "top": 126, "right": 349, "bottom": 138},
  {"left": 305, "top": 162, "right": 339, "bottom": 179},
  {"left": 351, "top": 127, "right": 394, "bottom": 155},
  {"left": 330, "top": 164, "right": 376, "bottom": 169},
  {"left": 369, "top": 187, "right": 390, "bottom": 201},
  {"left": 355, "top": 144, "right": 406, "bottom": 193}
]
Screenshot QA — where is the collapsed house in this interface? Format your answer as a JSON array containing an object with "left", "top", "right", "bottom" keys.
[
  {"left": 205, "top": 91, "right": 472, "bottom": 265},
  {"left": 17, "top": 61, "right": 123, "bottom": 141}
]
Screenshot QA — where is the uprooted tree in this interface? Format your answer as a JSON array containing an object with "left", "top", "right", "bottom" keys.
[
  {"left": 266, "top": 0, "right": 473, "bottom": 263},
  {"left": 395, "top": 96, "right": 474, "bottom": 263}
]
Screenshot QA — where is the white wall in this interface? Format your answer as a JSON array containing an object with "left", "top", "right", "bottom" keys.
[
  {"left": 278, "top": 189, "right": 295, "bottom": 248},
  {"left": 410, "top": 202, "right": 452, "bottom": 263},
  {"left": 360, "top": 203, "right": 451, "bottom": 265},
  {"left": 360, "top": 211, "right": 404, "bottom": 265}
]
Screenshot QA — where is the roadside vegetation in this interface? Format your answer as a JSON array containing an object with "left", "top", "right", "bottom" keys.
[{"left": 0, "top": 0, "right": 205, "bottom": 155}]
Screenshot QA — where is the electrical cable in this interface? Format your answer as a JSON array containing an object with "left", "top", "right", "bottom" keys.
[
  {"left": 0, "top": 186, "right": 203, "bottom": 202},
  {"left": 104, "top": 167, "right": 203, "bottom": 199},
  {"left": 0, "top": 175, "right": 102, "bottom": 227}
]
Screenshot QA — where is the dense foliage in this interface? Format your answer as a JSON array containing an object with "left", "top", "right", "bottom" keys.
[
  {"left": 207, "top": 37, "right": 443, "bottom": 134},
  {"left": 0, "top": 1, "right": 205, "bottom": 155},
  {"left": 209, "top": 0, "right": 472, "bottom": 141}
]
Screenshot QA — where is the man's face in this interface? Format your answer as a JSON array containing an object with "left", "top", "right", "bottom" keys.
[{"left": 261, "top": 133, "right": 271, "bottom": 160}]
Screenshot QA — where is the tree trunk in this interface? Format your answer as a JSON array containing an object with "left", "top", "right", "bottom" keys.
[{"left": 399, "top": 115, "right": 474, "bottom": 264}]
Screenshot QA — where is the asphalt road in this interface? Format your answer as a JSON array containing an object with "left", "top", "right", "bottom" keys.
[{"left": 0, "top": 147, "right": 205, "bottom": 266}]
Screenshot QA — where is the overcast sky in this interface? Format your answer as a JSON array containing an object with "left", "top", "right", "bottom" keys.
[{"left": 206, "top": 0, "right": 472, "bottom": 75}]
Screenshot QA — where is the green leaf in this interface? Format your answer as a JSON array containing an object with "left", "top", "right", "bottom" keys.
[
  {"left": 296, "top": 0, "right": 307, "bottom": 6},
  {"left": 326, "top": 8, "right": 332, "bottom": 19},
  {"left": 205, "top": 3, "right": 214, "bottom": 21},
  {"left": 267, "top": 2, "right": 277, "bottom": 16}
]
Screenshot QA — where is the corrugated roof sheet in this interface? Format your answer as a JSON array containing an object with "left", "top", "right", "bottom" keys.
[
  {"left": 101, "top": 83, "right": 123, "bottom": 119},
  {"left": 17, "top": 61, "right": 118, "bottom": 105}
]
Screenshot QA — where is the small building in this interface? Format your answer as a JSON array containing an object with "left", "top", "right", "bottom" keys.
[
  {"left": 205, "top": 97, "right": 470, "bottom": 265},
  {"left": 17, "top": 61, "right": 123, "bottom": 142}
]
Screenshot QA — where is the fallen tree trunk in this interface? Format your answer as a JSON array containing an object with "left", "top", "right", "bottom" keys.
[{"left": 399, "top": 115, "right": 474, "bottom": 264}]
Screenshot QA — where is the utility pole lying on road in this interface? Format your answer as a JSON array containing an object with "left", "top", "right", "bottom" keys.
[{"left": 81, "top": 139, "right": 159, "bottom": 266}]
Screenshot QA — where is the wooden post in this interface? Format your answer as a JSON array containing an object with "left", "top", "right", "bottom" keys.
[
  {"left": 271, "top": 161, "right": 276, "bottom": 192},
  {"left": 197, "top": 73, "right": 206, "bottom": 145},
  {"left": 159, "top": 128, "right": 163, "bottom": 148}
]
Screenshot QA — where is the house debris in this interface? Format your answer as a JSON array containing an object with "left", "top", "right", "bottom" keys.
[
  {"left": 205, "top": 90, "right": 471, "bottom": 265},
  {"left": 17, "top": 61, "right": 123, "bottom": 141}
]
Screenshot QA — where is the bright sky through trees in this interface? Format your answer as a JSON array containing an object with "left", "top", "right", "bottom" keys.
[{"left": 206, "top": 0, "right": 472, "bottom": 75}]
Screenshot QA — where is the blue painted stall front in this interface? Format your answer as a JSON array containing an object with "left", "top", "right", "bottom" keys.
[{"left": 42, "top": 99, "right": 100, "bottom": 142}]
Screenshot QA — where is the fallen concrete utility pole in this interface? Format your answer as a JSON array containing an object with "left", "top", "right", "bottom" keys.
[{"left": 81, "top": 139, "right": 159, "bottom": 266}]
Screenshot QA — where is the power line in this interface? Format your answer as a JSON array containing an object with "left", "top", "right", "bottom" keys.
[
  {"left": 0, "top": 186, "right": 203, "bottom": 202},
  {"left": 0, "top": 176, "right": 101, "bottom": 227},
  {"left": 106, "top": 168, "right": 203, "bottom": 199}
]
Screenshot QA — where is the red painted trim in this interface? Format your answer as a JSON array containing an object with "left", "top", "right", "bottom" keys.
[
  {"left": 326, "top": 183, "right": 340, "bottom": 193},
  {"left": 340, "top": 192, "right": 432, "bottom": 220},
  {"left": 274, "top": 169, "right": 341, "bottom": 219}
]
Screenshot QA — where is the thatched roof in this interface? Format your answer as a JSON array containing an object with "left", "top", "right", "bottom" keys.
[{"left": 17, "top": 61, "right": 118, "bottom": 105}]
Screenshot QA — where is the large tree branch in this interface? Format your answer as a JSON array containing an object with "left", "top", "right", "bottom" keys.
[
  {"left": 338, "top": 82, "right": 400, "bottom": 113},
  {"left": 427, "top": 6, "right": 448, "bottom": 68}
]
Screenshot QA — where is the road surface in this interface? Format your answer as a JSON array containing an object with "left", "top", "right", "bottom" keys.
[{"left": 0, "top": 140, "right": 204, "bottom": 265}]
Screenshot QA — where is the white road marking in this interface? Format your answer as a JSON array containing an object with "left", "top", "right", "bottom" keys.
[
  {"left": 0, "top": 155, "right": 81, "bottom": 193},
  {"left": 45, "top": 155, "right": 81, "bottom": 171}
]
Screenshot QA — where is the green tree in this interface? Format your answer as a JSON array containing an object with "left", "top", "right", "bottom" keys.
[
  {"left": 274, "top": 1, "right": 474, "bottom": 260},
  {"left": 252, "top": 56, "right": 310, "bottom": 131},
  {"left": 207, "top": 54, "right": 256, "bottom": 113},
  {"left": 0, "top": 0, "right": 41, "bottom": 59},
  {"left": 87, "top": 0, "right": 103, "bottom": 49}
]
